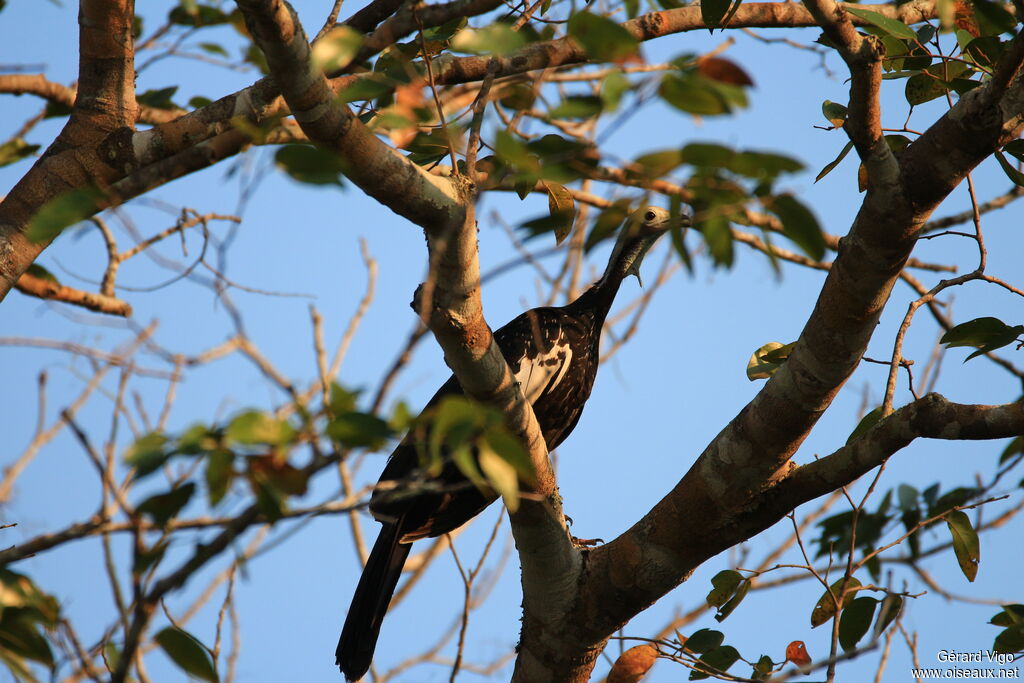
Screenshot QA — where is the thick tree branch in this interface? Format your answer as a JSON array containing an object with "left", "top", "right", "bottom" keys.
[
  {"left": 774, "top": 395, "right": 1024, "bottom": 505},
  {"left": 518, "top": 18, "right": 1024, "bottom": 683},
  {"left": 0, "top": 0, "right": 139, "bottom": 301},
  {"left": 236, "top": 0, "right": 460, "bottom": 229},
  {"left": 236, "top": 5, "right": 572, "bottom": 632},
  {"left": 70, "top": 0, "right": 137, "bottom": 132}
]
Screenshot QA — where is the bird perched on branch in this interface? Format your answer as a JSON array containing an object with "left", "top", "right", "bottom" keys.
[{"left": 336, "top": 206, "right": 685, "bottom": 681}]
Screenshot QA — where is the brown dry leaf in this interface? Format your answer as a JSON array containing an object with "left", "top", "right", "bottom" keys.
[
  {"left": 785, "top": 640, "right": 812, "bottom": 667},
  {"left": 387, "top": 80, "right": 426, "bottom": 148},
  {"left": 953, "top": 0, "right": 980, "bottom": 37},
  {"left": 697, "top": 56, "right": 754, "bottom": 86},
  {"left": 608, "top": 644, "right": 658, "bottom": 683}
]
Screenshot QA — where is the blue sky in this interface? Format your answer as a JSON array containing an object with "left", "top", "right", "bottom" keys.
[{"left": 1, "top": 0, "right": 1022, "bottom": 681}]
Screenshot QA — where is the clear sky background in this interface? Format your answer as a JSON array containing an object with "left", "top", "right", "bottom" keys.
[{"left": 2, "top": 0, "right": 1022, "bottom": 681}]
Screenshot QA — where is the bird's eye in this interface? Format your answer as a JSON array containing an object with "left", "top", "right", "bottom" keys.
[{"left": 644, "top": 210, "right": 656, "bottom": 221}]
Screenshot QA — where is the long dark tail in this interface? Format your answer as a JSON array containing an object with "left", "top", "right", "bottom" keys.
[{"left": 336, "top": 522, "right": 412, "bottom": 681}]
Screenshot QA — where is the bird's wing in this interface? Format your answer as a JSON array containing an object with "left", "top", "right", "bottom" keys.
[{"left": 496, "top": 308, "right": 575, "bottom": 404}]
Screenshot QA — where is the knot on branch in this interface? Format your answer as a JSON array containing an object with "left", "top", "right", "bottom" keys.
[{"left": 858, "top": 33, "right": 886, "bottom": 64}]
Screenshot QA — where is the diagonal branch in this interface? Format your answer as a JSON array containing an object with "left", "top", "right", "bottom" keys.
[
  {"left": 14, "top": 271, "right": 132, "bottom": 317},
  {"left": 235, "top": 0, "right": 460, "bottom": 230}
]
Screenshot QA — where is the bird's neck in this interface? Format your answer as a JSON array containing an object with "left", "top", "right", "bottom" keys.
[{"left": 568, "top": 238, "right": 644, "bottom": 322}]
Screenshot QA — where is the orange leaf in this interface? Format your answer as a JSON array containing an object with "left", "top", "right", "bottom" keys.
[
  {"left": 697, "top": 57, "right": 754, "bottom": 87},
  {"left": 608, "top": 644, "right": 658, "bottom": 683},
  {"left": 953, "top": 0, "right": 980, "bottom": 36},
  {"left": 786, "top": 640, "right": 812, "bottom": 667}
]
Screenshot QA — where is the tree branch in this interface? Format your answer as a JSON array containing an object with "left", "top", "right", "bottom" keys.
[
  {"left": 13, "top": 271, "right": 132, "bottom": 317},
  {"left": 235, "top": 0, "right": 460, "bottom": 229},
  {"left": 71, "top": 0, "right": 137, "bottom": 132},
  {"left": 802, "top": 0, "right": 898, "bottom": 186}
]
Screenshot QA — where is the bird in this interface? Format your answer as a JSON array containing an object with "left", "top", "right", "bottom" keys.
[{"left": 336, "top": 206, "right": 684, "bottom": 681}]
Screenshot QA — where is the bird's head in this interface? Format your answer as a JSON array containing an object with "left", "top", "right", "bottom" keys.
[{"left": 604, "top": 205, "right": 691, "bottom": 287}]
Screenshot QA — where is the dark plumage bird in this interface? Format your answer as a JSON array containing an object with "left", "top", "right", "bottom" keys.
[{"left": 336, "top": 206, "right": 683, "bottom": 681}]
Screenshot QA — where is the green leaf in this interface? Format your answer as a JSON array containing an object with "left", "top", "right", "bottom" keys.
[
  {"left": 1000, "top": 436, "right": 1023, "bottom": 466},
  {"left": 990, "top": 605, "right": 1024, "bottom": 627},
  {"left": 548, "top": 95, "right": 603, "bottom": 120},
  {"left": 715, "top": 579, "right": 750, "bottom": 622},
  {"left": 874, "top": 593, "right": 903, "bottom": 637},
  {"left": 327, "top": 412, "right": 394, "bottom": 449},
  {"left": 752, "top": 654, "right": 774, "bottom": 680},
  {"left": 478, "top": 442, "right": 520, "bottom": 512},
  {"left": 450, "top": 23, "right": 526, "bottom": 56},
  {"left": 225, "top": 411, "right": 296, "bottom": 447},
  {"left": 682, "top": 142, "right": 735, "bottom": 168},
  {"left": 728, "top": 151, "right": 804, "bottom": 179},
  {"left": 945, "top": 510, "right": 980, "bottom": 582},
  {"left": 972, "top": 0, "right": 1017, "bottom": 35},
  {"left": 684, "top": 628, "right": 724, "bottom": 654},
  {"left": 701, "top": 214, "right": 733, "bottom": 267},
  {"left": 427, "top": 396, "right": 490, "bottom": 469},
  {"left": 125, "top": 433, "right": 171, "bottom": 477},
  {"left": 0, "top": 617, "right": 55, "bottom": 667},
  {"left": 274, "top": 144, "right": 347, "bottom": 186},
  {"left": 0, "top": 138, "right": 40, "bottom": 168},
  {"left": 769, "top": 193, "right": 825, "bottom": 261},
  {"left": 660, "top": 73, "right": 732, "bottom": 116},
  {"left": 822, "top": 100, "right": 848, "bottom": 127},
  {"left": 1003, "top": 139, "right": 1024, "bottom": 164},
  {"left": 897, "top": 484, "right": 919, "bottom": 512},
  {"left": 839, "top": 596, "right": 877, "bottom": 651},
  {"left": 844, "top": 6, "right": 918, "bottom": 40},
  {"left": 0, "top": 569, "right": 60, "bottom": 626},
  {"left": 137, "top": 483, "right": 196, "bottom": 526},
  {"left": 930, "top": 486, "right": 981, "bottom": 516},
  {"left": 601, "top": 71, "right": 630, "bottom": 111},
  {"left": 26, "top": 187, "right": 104, "bottom": 243},
  {"left": 338, "top": 76, "right": 395, "bottom": 104},
  {"left": 25, "top": 264, "right": 59, "bottom": 284},
  {"left": 198, "top": 41, "right": 228, "bottom": 57},
  {"left": 746, "top": 341, "right": 796, "bottom": 381},
  {"left": 567, "top": 11, "right": 639, "bottom": 62},
  {"left": 847, "top": 406, "right": 883, "bottom": 445},
  {"left": 137, "top": 86, "right": 180, "bottom": 110},
  {"left": 154, "top": 627, "right": 219, "bottom": 682},
  {"left": 994, "top": 150, "right": 1024, "bottom": 187},
  {"left": 965, "top": 36, "right": 1005, "bottom": 68},
  {"left": 169, "top": 3, "right": 231, "bottom": 26},
  {"left": 542, "top": 181, "right": 575, "bottom": 244},
  {"left": 133, "top": 539, "right": 169, "bottom": 576},
  {"left": 690, "top": 645, "right": 740, "bottom": 680},
  {"left": 312, "top": 26, "right": 364, "bottom": 73},
  {"left": 482, "top": 428, "right": 534, "bottom": 483},
  {"left": 701, "top": 0, "right": 740, "bottom": 30},
  {"left": 189, "top": 95, "right": 213, "bottom": 109},
  {"left": 706, "top": 570, "right": 743, "bottom": 608},
  {"left": 634, "top": 149, "right": 684, "bottom": 177},
  {"left": 205, "top": 449, "right": 234, "bottom": 506},
  {"left": 177, "top": 424, "right": 217, "bottom": 455},
  {"left": 905, "top": 60, "right": 971, "bottom": 105},
  {"left": 994, "top": 623, "right": 1024, "bottom": 654},
  {"left": 586, "top": 200, "right": 633, "bottom": 252},
  {"left": 810, "top": 576, "right": 862, "bottom": 627},
  {"left": 941, "top": 316, "right": 1024, "bottom": 360},
  {"left": 422, "top": 16, "right": 467, "bottom": 41},
  {"left": 815, "top": 140, "right": 855, "bottom": 183}
]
